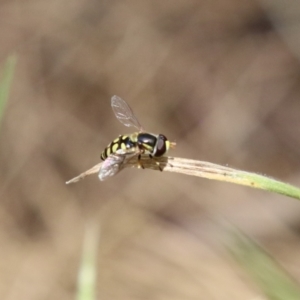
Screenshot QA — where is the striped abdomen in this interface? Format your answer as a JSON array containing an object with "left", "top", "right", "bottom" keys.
[{"left": 100, "top": 135, "right": 136, "bottom": 160}]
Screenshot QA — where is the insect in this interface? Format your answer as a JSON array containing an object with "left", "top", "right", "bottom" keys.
[{"left": 99, "top": 95, "right": 175, "bottom": 181}]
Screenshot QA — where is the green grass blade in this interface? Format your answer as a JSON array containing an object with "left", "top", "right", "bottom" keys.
[
  {"left": 66, "top": 153, "right": 300, "bottom": 203},
  {"left": 0, "top": 55, "right": 17, "bottom": 126},
  {"left": 124, "top": 157, "right": 300, "bottom": 201},
  {"left": 76, "top": 222, "right": 99, "bottom": 300},
  {"left": 228, "top": 230, "right": 300, "bottom": 300},
  {"left": 230, "top": 171, "right": 300, "bottom": 201}
]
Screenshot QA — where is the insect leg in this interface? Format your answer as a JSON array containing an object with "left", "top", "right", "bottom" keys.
[
  {"left": 138, "top": 153, "right": 145, "bottom": 169},
  {"left": 149, "top": 154, "right": 163, "bottom": 171}
]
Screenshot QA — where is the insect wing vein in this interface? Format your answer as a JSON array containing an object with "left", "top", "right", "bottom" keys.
[
  {"left": 98, "top": 154, "right": 124, "bottom": 181},
  {"left": 111, "top": 95, "right": 143, "bottom": 131}
]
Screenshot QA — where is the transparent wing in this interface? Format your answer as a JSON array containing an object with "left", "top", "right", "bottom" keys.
[
  {"left": 111, "top": 95, "right": 144, "bottom": 131},
  {"left": 98, "top": 154, "right": 125, "bottom": 181}
]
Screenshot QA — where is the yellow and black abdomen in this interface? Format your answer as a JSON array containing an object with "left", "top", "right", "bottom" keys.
[{"left": 100, "top": 135, "right": 136, "bottom": 160}]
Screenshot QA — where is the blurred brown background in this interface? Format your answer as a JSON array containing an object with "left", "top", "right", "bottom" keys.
[{"left": 1, "top": 1, "right": 300, "bottom": 299}]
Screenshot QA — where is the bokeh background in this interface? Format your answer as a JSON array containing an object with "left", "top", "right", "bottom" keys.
[{"left": 1, "top": 1, "right": 300, "bottom": 299}]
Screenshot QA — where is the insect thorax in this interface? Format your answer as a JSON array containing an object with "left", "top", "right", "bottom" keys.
[
  {"left": 137, "top": 133, "right": 170, "bottom": 157},
  {"left": 100, "top": 134, "right": 138, "bottom": 160}
]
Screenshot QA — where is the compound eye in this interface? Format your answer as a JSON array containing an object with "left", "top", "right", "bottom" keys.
[{"left": 155, "top": 134, "right": 168, "bottom": 157}]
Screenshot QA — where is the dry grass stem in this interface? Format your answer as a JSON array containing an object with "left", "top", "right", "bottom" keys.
[
  {"left": 66, "top": 156, "right": 300, "bottom": 200},
  {"left": 64, "top": 156, "right": 267, "bottom": 186}
]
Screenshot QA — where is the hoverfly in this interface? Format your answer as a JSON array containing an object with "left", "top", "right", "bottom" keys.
[{"left": 98, "top": 95, "right": 175, "bottom": 181}]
